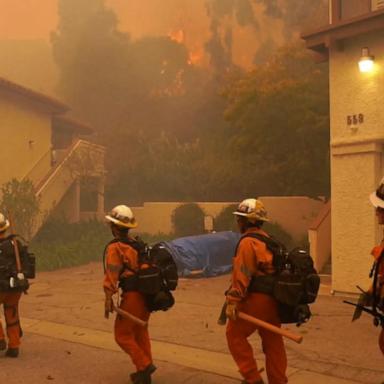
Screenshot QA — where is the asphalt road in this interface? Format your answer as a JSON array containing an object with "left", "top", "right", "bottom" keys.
[{"left": 0, "top": 263, "right": 383, "bottom": 383}]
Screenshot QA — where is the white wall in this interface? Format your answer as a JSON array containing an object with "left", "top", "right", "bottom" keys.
[{"left": 329, "top": 30, "right": 384, "bottom": 293}]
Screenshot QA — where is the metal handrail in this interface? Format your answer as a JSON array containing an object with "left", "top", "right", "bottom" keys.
[
  {"left": 36, "top": 139, "right": 105, "bottom": 195},
  {"left": 22, "top": 148, "right": 52, "bottom": 187}
]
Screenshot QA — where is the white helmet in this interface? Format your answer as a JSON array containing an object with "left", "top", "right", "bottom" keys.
[
  {"left": 370, "top": 177, "right": 384, "bottom": 208},
  {"left": 233, "top": 198, "right": 269, "bottom": 222},
  {"left": 0, "top": 213, "right": 10, "bottom": 232},
  {"left": 105, "top": 205, "right": 138, "bottom": 229}
]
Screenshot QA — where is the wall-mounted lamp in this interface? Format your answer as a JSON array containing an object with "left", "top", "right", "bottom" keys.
[{"left": 358, "top": 47, "right": 375, "bottom": 73}]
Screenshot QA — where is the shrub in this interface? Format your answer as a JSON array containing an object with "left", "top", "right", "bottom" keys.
[
  {"left": 0, "top": 178, "right": 40, "bottom": 240},
  {"left": 30, "top": 217, "right": 177, "bottom": 272},
  {"left": 214, "top": 204, "right": 238, "bottom": 232},
  {"left": 171, "top": 203, "right": 205, "bottom": 237},
  {"left": 30, "top": 218, "right": 111, "bottom": 271}
]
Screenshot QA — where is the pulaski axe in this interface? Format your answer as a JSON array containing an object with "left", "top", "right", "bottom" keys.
[
  {"left": 112, "top": 304, "right": 148, "bottom": 327},
  {"left": 218, "top": 303, "right": 303, "bottom": 344},
  {"left": 238, "top": 312, "right": 303, "bottom": 344}
]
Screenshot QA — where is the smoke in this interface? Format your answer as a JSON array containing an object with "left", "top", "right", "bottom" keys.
[
  {"left": 204, "top": 1, "right": 231, "bottom": 73},
  {"left": 235, "top": 0, "right": 259, "bottom": 29},
  {"left": 204, "top": 0, "right": 328, "bottom": 69},
  {"left": 204, "top": 18, "right": 233, "bottom": 73},
  {"left": 255, "top": 0, "right": 328, "bottom": 31},
  {"left": 253, "top": 38, "right": 276, "bottom": 65},
  {"left": 208, "top": 0, "right": 235, "bottom": 18},
  {"left": 254, "top": 0, "right": 282, "bottom": 18},
  {"left": 205, "top": 0, "right": 258, "bottom": 73}
]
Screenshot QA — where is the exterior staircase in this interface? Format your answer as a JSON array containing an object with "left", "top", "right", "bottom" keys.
[{"left": 24, "top": 139, "right": 104, "bottom": 238}]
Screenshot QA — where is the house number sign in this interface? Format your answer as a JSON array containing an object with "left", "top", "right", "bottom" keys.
[{"left": 347, "top": 113, "right": 364, "bottom": 126}]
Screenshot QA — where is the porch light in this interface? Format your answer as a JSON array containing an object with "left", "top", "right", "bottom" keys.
[{"left": 359, "top": 47, "right": 375, "bottom": 73}]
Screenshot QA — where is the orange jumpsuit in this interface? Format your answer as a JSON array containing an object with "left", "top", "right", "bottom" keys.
[
  {"left": 371, "top": 245, "right": 384, "bottom": 355},
  {"left": 103, "top": 239, "right": 152, "bottom": 371},
  {"left": 0, "top": 292, "right": 22, "bottom": 349},
  {"left": 226, "top": 228, "right": 288, "bottom": 384}
]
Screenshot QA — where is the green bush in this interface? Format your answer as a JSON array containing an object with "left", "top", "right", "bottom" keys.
[
  {"left": 171, "top": 203, "right": 205, "bottom": 237},
  {"left": 30, "top": 217, "right": 177, "bottom": 272},
  {"left": 30, "top": 219, "right": 111, "bottom": 271},
  {"left": 0, "top": 178, "right": 40, "bottom": 240},
  {"left": 214, "top": 204, "right": 238, "bottom": 232}
]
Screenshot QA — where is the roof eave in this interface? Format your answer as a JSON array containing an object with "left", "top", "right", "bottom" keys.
[
  {"left": 53, "top": 116, "right": 94, "bottom": 135},
  {"left": 301, "top": 9, "right": 384, "bottom": 62},
  {"left": 0, "top": 77, "right": 69, "bottom": 114}
]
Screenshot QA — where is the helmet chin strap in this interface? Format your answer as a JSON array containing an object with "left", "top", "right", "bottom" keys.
[
  {"left": 111, "top": 223, "right": 129, "bottom": 238},
  {"left": 236, "top": 216, "right": 250, "bottom": 233}
]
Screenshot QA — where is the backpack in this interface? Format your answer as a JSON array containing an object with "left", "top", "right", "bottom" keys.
[
  {"left": 370, "top": 248, "right": 384, "bottom": 325},
  {"left": 241, "top": 233, "right": 320, "bottom": 325},
  {"left": 0, "top": 235, "right": 35, "bottom": 292},
  {"left": 112, "top": 237, "right": 178, "bottom": 312}
]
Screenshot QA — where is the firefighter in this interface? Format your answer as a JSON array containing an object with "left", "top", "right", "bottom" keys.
[
  {"left": 226, "top": 199, "right": 288, "bottom": 384},
  {"left": 369, "top": 179, "right": 384, "bottom": 355},
  {"left": 103, "top": 205, "right": 156, "bottom": 384},
  {"left": 0, "top": 213, "right": 25, "bottom": 358}
]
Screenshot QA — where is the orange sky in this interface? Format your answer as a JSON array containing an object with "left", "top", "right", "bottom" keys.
[
  {"left": 0, "top": 0, "right": 207, "bottom": 40},
  {"left": 0, "top": 0, "right": 58, "bottom": 39},
  {"left": 0, "top": 0, "right": 212, "bottom": 68},
  {"left": 0, "top": 0, "right": 287, "bottom": 69}
]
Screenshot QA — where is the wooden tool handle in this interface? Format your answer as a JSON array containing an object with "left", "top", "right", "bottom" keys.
[
  {"left": 238, "top": 312, "right": 303, "bottom": 344},
  {"left": 113, "top": 305, "right": 148, "bottom": 327},
  {"left": 7, "top": 211, "right": 22, "bottom": 273}
]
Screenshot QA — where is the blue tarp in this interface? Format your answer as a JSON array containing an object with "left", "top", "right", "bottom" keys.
[{"left": 161, "top": 231, "right": 241, "bottom": 277}]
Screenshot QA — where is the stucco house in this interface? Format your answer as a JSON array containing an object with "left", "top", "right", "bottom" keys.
[
  {"left": 0, "top": 77, "right": 105, "bottom": 238},
  {"left": 303, "top": 0, "right": 384, "bottom": 293}
]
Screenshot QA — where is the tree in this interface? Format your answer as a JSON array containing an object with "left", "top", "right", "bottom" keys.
[
  {"left": 52, "top": 1, "right": 329, "bottom": 204},
  {"left": 51, "top": 0, "right": 131, "bottom": 132},
  {"left": 52, "top": 1, "right": 229, "bottom": 204},
  {"left": 171, "top": 203, "right": 206, "bottom": 237},
  {"left": 255, "top": 0, "right": 328, "bottom": 35},
  {"left": 222, "top": 43, "right": 330, "bottom": 197}
]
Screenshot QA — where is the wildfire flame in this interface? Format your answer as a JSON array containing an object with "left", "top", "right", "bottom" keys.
[
  {"left": 188, "top": 50, "right": 203, "bottom": 65},
  {"left": 168, "top": 29, "right": 185, "bottom": 44}
]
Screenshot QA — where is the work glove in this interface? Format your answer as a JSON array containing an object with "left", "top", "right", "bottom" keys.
[
  {"left": 104, "top": 290, "right": 114, "bottom": 319},
  {"left": 360, "top": 292, "right": 373, "bottom": 307},
  {"left": 225, "top": 301, "right": 238, "bottom": 321}
]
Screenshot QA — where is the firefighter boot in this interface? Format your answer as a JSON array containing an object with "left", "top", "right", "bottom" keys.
[
  {"left": 132, "top": 371, "right": 150, "bottom": 384},
  {"left": 131, "top": 364, "right": 156, "bottom": 384},
  {"left": 130, "top": 364, "right": 156, "bottom": 382},
  {"left": 5, "top": 347, "right": 19, "bottom": 358}
]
